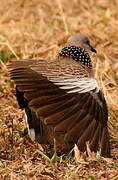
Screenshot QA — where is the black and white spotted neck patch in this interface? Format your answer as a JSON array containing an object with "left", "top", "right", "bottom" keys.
[{"left": 59, "top": 46, "right": 92, "bottom": 68}]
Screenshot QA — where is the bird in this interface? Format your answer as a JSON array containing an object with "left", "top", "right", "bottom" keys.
[{"left": 8, "top": 33, "right": 111, "bottom": 157}]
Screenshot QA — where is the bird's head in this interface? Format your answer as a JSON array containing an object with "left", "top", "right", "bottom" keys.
[{"left": 66, "top": 34, "right": 97, "bottom": 53}]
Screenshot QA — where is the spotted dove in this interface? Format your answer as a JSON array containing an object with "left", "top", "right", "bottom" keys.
[{"left": 8, "top": 34, "right": 111, "bottom": 157}]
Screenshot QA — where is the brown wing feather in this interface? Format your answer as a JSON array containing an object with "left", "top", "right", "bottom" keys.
[{"left": 8, "top": 59, "right": 110, "bottom": 157}]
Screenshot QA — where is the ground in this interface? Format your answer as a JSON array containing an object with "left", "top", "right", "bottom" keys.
[{"left": 0, "top": 0, "right": 118, "bottom": 179}]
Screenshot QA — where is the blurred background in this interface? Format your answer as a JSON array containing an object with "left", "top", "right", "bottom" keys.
[{"left": 0, "top": 0, "right": 118, "bottom": 179}]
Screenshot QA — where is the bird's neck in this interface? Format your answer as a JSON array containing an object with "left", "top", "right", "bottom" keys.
[{"left": 59, "top": 46, "right": 92, "bottom": 68}]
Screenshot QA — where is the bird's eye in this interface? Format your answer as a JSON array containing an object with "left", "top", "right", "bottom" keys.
[{"left": 86, "top": 40, "right": 90, "bottom": 44}]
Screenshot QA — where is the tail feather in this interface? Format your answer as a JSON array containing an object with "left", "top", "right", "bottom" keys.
[{"left": 25, "top": 106, "right": 48, "bottom": 144}]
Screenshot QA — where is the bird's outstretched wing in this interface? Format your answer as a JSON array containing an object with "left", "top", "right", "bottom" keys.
[{"left": 8, "top": 59, "right": 110, "bottom": 157}]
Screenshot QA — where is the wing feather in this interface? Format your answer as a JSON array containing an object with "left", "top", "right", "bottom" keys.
[{"left": 8, "top": 59, "right": 110, "bottom": 157}]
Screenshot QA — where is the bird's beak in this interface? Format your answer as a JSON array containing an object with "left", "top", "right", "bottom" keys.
[{"left": 90, "top": 45, "right": 97, "bottom": 53}]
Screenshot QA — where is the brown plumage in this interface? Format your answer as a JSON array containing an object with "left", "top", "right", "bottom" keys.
[{"left": 8, "top": 34, "right": 111, "bottom": 157}]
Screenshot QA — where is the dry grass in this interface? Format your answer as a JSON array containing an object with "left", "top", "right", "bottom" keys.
[{"left": 0, "top": 0, "right": 118, "bottom": 179}]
